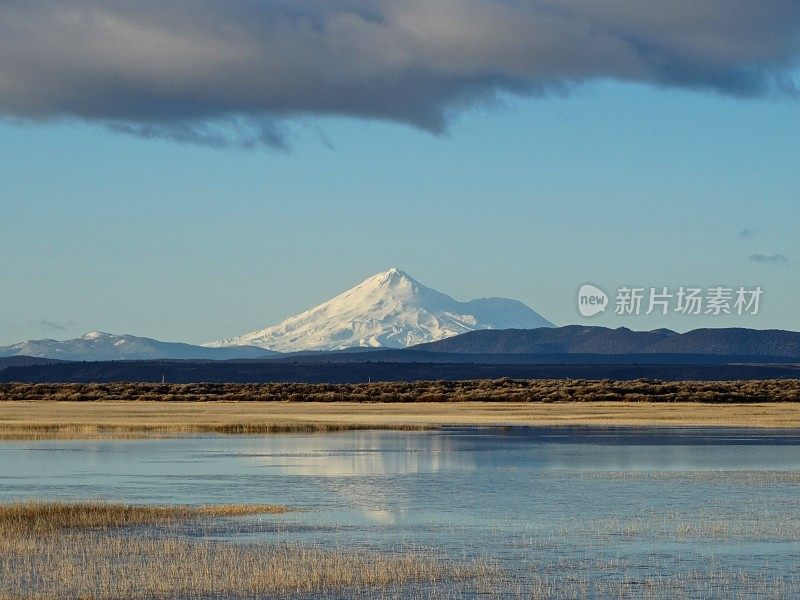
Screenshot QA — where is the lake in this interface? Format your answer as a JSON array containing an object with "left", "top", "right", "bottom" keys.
[{"left": 2, "top": 427, "right": 800, "bottom": 598}]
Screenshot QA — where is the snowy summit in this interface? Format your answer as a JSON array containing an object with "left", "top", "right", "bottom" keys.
[{"left": 207, "top": 268, "right": 553, "bottom": 352}]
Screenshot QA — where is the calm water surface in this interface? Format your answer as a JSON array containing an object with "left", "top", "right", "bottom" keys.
[{"left": 2, "top": 427, "right": 800, "bottom": 595}]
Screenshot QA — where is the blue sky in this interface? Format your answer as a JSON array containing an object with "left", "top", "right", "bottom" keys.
[{"left": 1, "top": 78, "right": 797, "bottom": 345}]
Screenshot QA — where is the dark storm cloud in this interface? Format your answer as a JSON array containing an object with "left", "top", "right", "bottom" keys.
[
  {"left": 1, "top": 0, "right": 799, "bottom": 147},
  {"left": 748, "top": 253, "right": 789, "bottom": 266}
]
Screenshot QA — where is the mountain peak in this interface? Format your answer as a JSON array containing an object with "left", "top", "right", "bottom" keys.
[
  {"left": 207, "top": 269, "right": 553, "bottom": 352},
  {"left": 81, "top": 331, "right": 112, "bottom": 340},
  {"left": 372, "top": 267, "right": 414, "bottom": 285},
  {"left": 361, "top": 267, "right": 428, "bottom": 301}
]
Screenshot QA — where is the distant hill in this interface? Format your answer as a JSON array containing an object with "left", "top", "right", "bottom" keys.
[
  {"left": 0, "top": 356, "right": 62, "bottom": 371},
  {"left": 0, "top": 332, "right": 277, "bottom": 361},
  {"left": 412, "top": 326, "right": 800, "bottom": 358}
]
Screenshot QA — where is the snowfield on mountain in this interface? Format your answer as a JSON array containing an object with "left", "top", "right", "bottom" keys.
[{"left": 206, "top": 268, "right": 553, "bottom": 352}]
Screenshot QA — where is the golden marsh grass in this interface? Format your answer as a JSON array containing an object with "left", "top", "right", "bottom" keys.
[
  {"left": 0, "top": 534, "right": 490, "bottom": 599},
  {"left": 0, "top": 501, "right": 493, "bottom": 599},
  {"left": 1, "top": 498, "right": 798, "bottom": 599},
  {"left": 0, "top": 500, "right": 289, "bottom": 534},
  {"left": 1, "top": 396, "right": 799, "bottom": 440}
]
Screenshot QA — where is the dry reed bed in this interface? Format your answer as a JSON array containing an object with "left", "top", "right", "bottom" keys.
[
  {"left": 559, "top": 512, "right": 800, "bottom": 543},
  {"left": 0, "top": 535, "right": 488, "bottom": 599},
  {"left": 519, "top": 570, "right": 798, "bottom": 600},
  {"left": 516, "top": 514, "right": 800, "bottom": 597},
  {"left": 2, "top": 399, "right": 800, "bottom": 439},
  {"left": 0, "top": 421, "right": 430, "bottom": 440},
  {"left": 3, "top": 378, "right": 800, "bottom": 404},
  {"left": 1, "top": 501, "right": 798, "bottom": 598},
  {"left": 0, "top": 500, "right": 288, "bottom": 534},
  {"left": 0, "top": 501, "right": 492, "bottom": 599}
]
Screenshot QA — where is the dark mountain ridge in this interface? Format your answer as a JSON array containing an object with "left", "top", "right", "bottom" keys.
[
  {"left": 412, "top": 326, "right": 800, "bottom": 358},
  {"left": 3, "top": 326, "right": 799, "bottom": 383}
]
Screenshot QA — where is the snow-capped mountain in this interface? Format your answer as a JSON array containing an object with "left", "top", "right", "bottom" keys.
[
  {"left": 1, "top": 269, "right": 553, "bottom": 359},
  {"left": 0, "top": 331, "right": 275, "bottom": 361},
  {"left": 207, "top": 268, "right": 553, "bottom": 352}
]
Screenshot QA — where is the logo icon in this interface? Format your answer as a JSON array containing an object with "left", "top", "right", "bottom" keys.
[{"left": 578, "top": 284, "right": 608, "bottom": 317}]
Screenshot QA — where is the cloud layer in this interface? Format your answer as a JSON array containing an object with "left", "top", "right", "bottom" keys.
[
  {"left": 2, "top": 0, "right": 799, "bottom": 147},
  {"left": 737, "top": 227, "right": 760, "bottom": 240},
  {"left": 748, "top": 253, "right": 789, "bottom": 267}
]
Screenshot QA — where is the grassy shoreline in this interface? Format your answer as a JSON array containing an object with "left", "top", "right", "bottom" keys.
[
  {"left": 1, "top": 400, "right": 800, "bottom": 440},
  {"left": 2, "top": 380, "right": 799, "bottom": 439}
]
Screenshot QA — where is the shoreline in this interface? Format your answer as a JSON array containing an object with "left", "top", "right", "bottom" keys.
[{"left": 1, "top": 400, "right": 799, "bottom": 439}]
